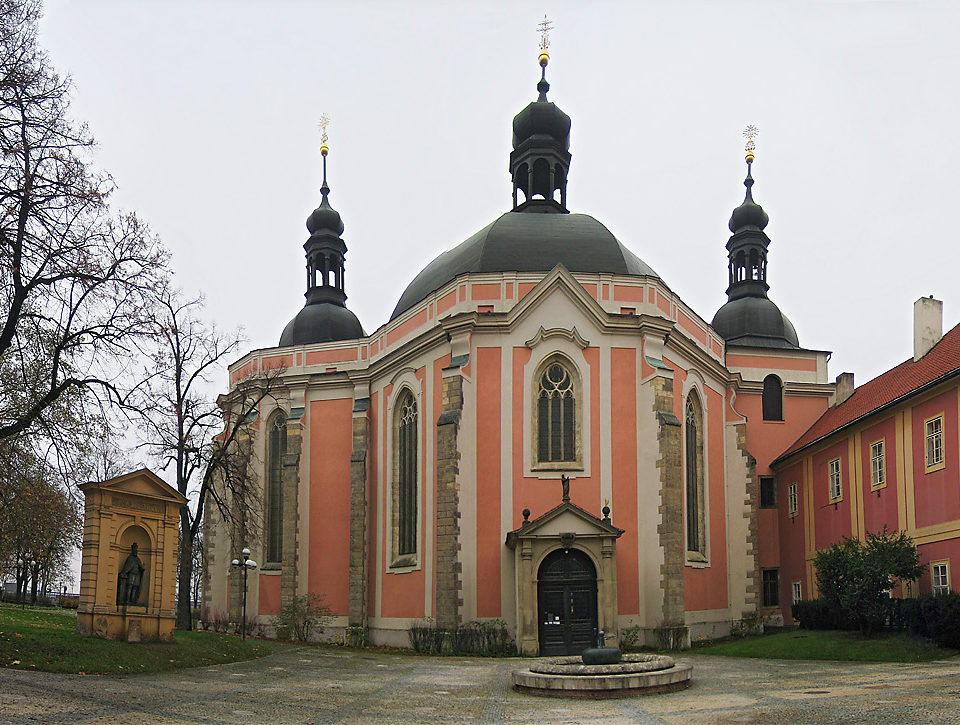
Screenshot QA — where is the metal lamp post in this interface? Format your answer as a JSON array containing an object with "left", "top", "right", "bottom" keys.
[
  {"left": 230, "top": 547, "right": 257, "bottom": 640},
  {"left": 20, "top": 556, "right": 35, "bottom": 610}
]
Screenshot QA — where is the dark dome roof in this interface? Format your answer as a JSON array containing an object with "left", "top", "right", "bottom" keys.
[
  {"left": 391, "top": 208, "right": 658, "bottom": 320},
  {"left": 306, "top": 188, "right": 344, "bottom": 236},
  {"left": 512, "top": 98, "right": 571, "bottom": 150},
  {"left": 279, "top": 302, "right": 365, "bottom": 346},
  {"left": 711, "top": 296, "right": 799, "bottom": 349}
]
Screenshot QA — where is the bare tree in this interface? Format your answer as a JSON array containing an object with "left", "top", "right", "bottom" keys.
[
  {"left": 140, "top": 288, "right": 282, "bottom": 629},
  {"left": 0, "top": 0, "right": 167, "bottom": 444}
]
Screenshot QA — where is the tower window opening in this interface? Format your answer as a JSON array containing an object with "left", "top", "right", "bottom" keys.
[
  {"left": 762, "top": 374, "right": 783, "bottom": 421},
  {"left": 749, "top": 249, "right": 760, "bottom": 280}
]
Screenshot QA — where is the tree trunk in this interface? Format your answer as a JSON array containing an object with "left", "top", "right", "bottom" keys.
[
  {"left": 177, "top": 507, "right": 194, "bottom": 630},
  {"left": 30, "top": 563, "right": 39, "bottom": 604}
]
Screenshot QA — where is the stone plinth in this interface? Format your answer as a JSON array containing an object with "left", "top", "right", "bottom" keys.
[{"left": 76, "top": 469, "right": 186, "bottom": 642}]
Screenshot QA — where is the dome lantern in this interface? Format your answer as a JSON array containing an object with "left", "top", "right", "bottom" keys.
[
  {"left": 711, "top": 127, "right": 800, "bottom": 349},
  {"left": 509, "top": 16, "right": 572, "bottom": 212},
  {"left": 279, "top": 117, "right": 365, "bottom": 346}
]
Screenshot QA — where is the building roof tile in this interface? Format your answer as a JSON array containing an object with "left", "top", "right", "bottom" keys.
[{"left": 776, "top": 322, "right": 960, "bottom": 462}]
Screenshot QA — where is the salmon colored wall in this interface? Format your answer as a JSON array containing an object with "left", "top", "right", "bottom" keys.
[
  {"left": 518, "top": 283, "right": 536, "bottom": 299},
  {"left": 859, "top": 417, "right": 900, "bottom": 534},
  {"left": 741, "top": 392, "right": 829, "bottom": 570},
  {"left": 305, "top": 348, "right": 358, "bottom": 365},
  {"left": 476, "top": 347, "right": 502, "bottom": 617},
  {"left": 611, "top": 348, "right": 639, "bottom": 616},
  {"left": 258, "top": 574, "right": 281, "bottom": 616},
  {"left": 677, "top": 311, "right": 707, "bottom": 346},
  {"left": 681, "top": 380, "right": 730, "bottom": 611},
  {"left": 613, "top": 284, "right": 644, "bottom": 303},
  {"left": 367, "top": 391, "right": 379, "bottom": 617},
  {"left": 386, "top": 309, "right": 428, "bottom": 348},
  {"left": 380, "top": 367, "right": 427, "bottom": 618},
  {"left": 432, "top": 357, "right": 446, "bottom": 616},
  {"left": 776, "top": 460, "right": 807, "bottom": 618},
  {"left": 911, "top": 390, "right": 960, "bottom": 529},
  {"left": 437, "top": 290, "right": 457, "bottom": 315},
  {"left": 471, "top": 283, "right": 501, "bottom": 300},
  {"left": 812, "top": 441, "right": 853, "bottom": 550},
  {"left": 308, "top": 398, "right": 353, "bottom": 614},
  {"left": 262, "top": 354, "right": 293, "bottom": 371},
  {"left": 726, "top": 354, "right": 818, "bottom": 372}
]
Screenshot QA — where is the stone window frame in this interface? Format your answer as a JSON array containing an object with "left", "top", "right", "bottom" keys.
[
  {"left": 387, "top": 376, "right": 423, "bottom": 571},
  {"left": 683, "top": 388, "right": 707, "bottom": 563},
  {"left": 530, "top": 353, "right": 585, "bottom": 473},
  {"left": 264, "top": 408, "right": 287, "bottom": 567}
]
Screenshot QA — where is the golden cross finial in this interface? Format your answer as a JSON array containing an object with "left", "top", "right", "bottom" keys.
[
  {"left": 538, "top": 15, "right": 553, "bottom": 52},
  {"left": 319, "top": 114, "right": 330, "bottom": 145},
  {"left": 319, "top": 113, "right": 330, "bottom": 157},
  {"left": 743, "top": 124, "right": 758, "bottom": 162}
]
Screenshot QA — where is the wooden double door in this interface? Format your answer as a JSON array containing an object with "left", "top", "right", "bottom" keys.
[{"left": 537, "top": 548, "right": 598, "bottom": 656}]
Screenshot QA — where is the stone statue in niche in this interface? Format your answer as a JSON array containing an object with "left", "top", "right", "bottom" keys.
[
  {"left": 117, "top": 542, "right": 145, "bottom": 607},
  {"left": 561, "top": 474, "right": 570, "bottom": 503}
]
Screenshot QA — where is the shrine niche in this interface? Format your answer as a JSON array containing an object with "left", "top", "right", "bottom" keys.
[{"left": 77, "top": 469, "right": 186, "bottom": 642}]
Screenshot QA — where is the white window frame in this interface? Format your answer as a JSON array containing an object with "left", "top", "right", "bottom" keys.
[
  {"left": 870, "top": 440, "right": 885, "bottom": 487},
  {"left": 925, "top": 415, "right": 944, "bottom": 470},
  {"left": 828, "top": 458, "right": 842, "bottom": 501},
  {"left": 788, "top": 483, "right": 798, "bottom": 517},
  {"left": 792, "top": 581, "right": 802, "bottom": 604},
  {"left": 932, "top": 561, "right": 950, "bottom": 596}
]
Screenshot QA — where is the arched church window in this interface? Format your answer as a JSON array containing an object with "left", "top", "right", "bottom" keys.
[
  {"left": 266, "top": 411, "right": 287, "bottom": 564},
  {"left": 762, "top": 374, "right": 783, "bottom": 421},
  {"left": 395, "top": 390, "right": 418, "bottom": 558},
  {"left": 537, "top": 361, "right": 577, "bottom": 464},
  {"left": 685, "top": 394, "right": 706, "bottom": 558}
]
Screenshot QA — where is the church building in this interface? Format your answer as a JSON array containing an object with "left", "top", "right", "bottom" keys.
[{"left": 203, "top": 44, "right": 844, "bottom": 653}]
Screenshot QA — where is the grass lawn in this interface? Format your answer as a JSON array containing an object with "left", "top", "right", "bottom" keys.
[
  {"left": 0, "top": 605, "right": 272, "bottom": 674},
  {"left": 692, "top": 628, "right": 958, "bottom": 662}
]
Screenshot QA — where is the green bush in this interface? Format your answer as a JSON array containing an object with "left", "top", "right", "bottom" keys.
[
  {"left": 792, "top": 599, "right": 846, "bottom": 630},
  {"left": 890, "top": 592, "right": 960, "bottom": 649},
  {"left": 619, "top": 625, "right": 642, "bottom": 651},
  {"left": 409, "top": 618, "right": 445, "bottom": 653},
  {"left": 271, "top": 593, "right": 331, "bottom": 641},
  {"left": 814, "top": 527, "right": 924, "bottom": 635}
]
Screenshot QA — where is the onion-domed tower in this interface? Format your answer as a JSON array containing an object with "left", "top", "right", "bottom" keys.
[
  {"left": 280, "top": 125, "right": 365, "bottom": 346},
  {"left": 509, "top": 36, "right": 572, "bottom": 211},
  {"left": 711, "top": 130, "right": 799, "bottom": 349}
]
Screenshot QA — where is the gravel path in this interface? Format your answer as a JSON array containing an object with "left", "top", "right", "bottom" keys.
[{"left": 2, "top": 645, "right": 960, "bottom": 724}]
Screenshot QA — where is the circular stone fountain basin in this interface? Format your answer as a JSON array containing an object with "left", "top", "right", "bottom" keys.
[{"left": 512, "top": 654, "right": 692, "bottom": 698}]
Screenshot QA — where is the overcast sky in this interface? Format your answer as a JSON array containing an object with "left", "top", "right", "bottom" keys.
[{"left": 38, "top": 0, "right": 960, "bottom": 389}]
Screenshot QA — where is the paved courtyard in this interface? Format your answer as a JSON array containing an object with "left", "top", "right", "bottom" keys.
[{"left": 2, "top": 644, "right": 960, "bottom": 724}]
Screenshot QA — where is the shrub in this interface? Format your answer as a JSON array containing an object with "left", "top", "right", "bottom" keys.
[
  {"left": 210, "top": 609, "right": 230, "bottom": 633},
  {"left": 792, "top": 599, "right": 846, "bottom": 630},
  {"left": 653, "top": 622, "right": 688, "bottom": 650},
  {"left": 271, "top": 594, "right": 332, "bottom": 642},
  {"left": 892, "top": 592, "right": 960, "bottom": 649},
  {"left": 620, "top": 625, "right": 642, "bottom": 651},
  {"left": 814, "top": 527, "right": 924, "bottom": 635},
  {"left": 344, "top": 625, "right": 369, "bottom": 648},
  {"left": 730, "top": 610, "right": 768, "bottom": 638},
  {"left": 409, "top": 618, "right": 446, "bottom": 653}
]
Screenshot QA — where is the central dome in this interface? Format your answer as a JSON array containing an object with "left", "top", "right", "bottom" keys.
[{"left": 390, "top": 205, "right": 658, "bottom": 320}]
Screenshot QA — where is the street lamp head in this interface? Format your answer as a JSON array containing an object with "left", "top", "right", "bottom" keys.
[
  {"left": 241, "top": 547, "right": 251, "bottom": 557},
  {"left": 231, "top": 559, "right": 240, "bottom": 567},
  {"left": 245, "top": 560, "right": 258, "bottom": 569}
]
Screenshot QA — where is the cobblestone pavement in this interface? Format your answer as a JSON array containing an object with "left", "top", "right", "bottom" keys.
[{"left": 2, "top": 646, "right": 960, "bottom": 724}]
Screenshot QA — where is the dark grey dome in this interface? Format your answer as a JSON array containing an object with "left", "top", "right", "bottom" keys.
[
  {"left": 279, "top": 302, "right": 365, "bottom": 346},
  {"left": 711, "top": 296, "right": 799, "bottom": 349},
  {"left": 390, "top": 208, "right": 659, "bottom": 320}
]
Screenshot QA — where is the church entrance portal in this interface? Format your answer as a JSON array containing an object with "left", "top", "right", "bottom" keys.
[{"left": 537, "top": 548, "right": 598, "bottom": 656}]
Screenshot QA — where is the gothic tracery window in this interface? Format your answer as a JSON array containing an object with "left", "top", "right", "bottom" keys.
[
  {"left": 396, "top": 390, "right": 418, "bottom": 558},
  {"left": 685, "top": 394, "right": 706, "bottom": 557},
  {"left": 537, "top": 361, "right": 577, "bottom": 464},
  {"left": 266, "top": 411, "right": 287, "bottom": 564}
]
